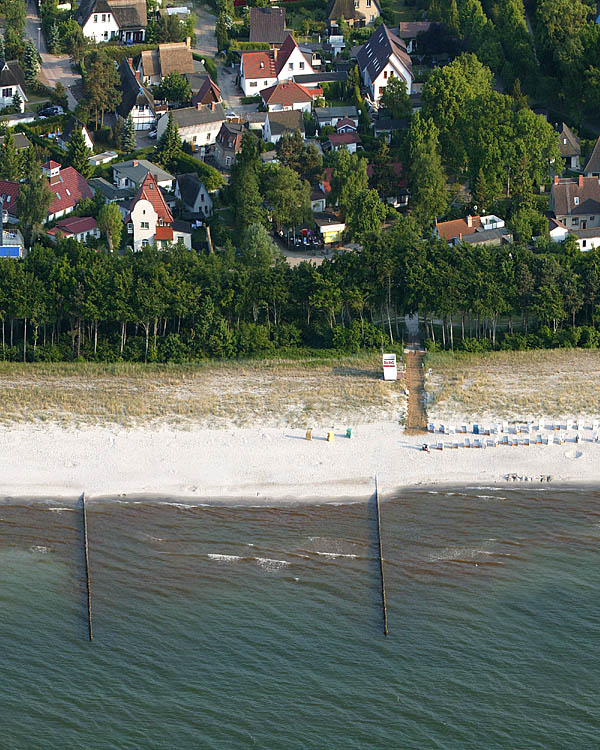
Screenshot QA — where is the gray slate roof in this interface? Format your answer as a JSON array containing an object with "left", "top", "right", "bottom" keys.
[
  {"left": 117, "top": 59, "right": 155, "bottom": 119},
  {"left": 314, "top": 106, "right": 358, "bottom": 122},
  {"left": 249, "top": 6, "right": 287, "bottom": 44},
  {"left": 266, "top": 110, "right": 305, "bottom": 136},
  {"left": 171, "top": 103, "right": 226, "bottom": 129},
  {"left": 584, "top": 136, "right": 600, "bottom": 175},
  {"left": 0, "top": 133, "right": 31, "bottom": 151},
  {"left": 293, "top": 72, "right": 348, "bottom": 84},
  {"left": 176, "top": 173, "right": 205, "bottom": 208},
  {"left": 0, "top": 61, "right": 26, "bottom": 89},
  {"left": 552, "top": 177, "right": 600, "bottom": 216},
  {"left": 112, "top": 159, "right": 174, "bottom": 185},
  {"left": 557, "top": 122, "right": 580, "bottom": 159},
  {"left": 89, "top": 177, "right": 133, "bottom": 201},
  {"left": 356, "top": 24, "right": 412, "bottom": 83}
]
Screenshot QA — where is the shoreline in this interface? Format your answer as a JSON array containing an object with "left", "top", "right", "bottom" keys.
[{"left": 1, "top": 421, "right": 599, "bottom": 505}]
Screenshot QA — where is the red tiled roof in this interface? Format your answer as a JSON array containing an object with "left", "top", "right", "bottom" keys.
[
  {"left": 275, "top": 34, "right": 299, "bottom": 75},
  {"left": 241, "top": 49, "right": 276, "bottom": 80},
  {"left": 328, "top": 132, "right": 362, "bottom": 146},
  {"left": 43, "top": 160, "right": 61, "bottom": 169},
  {"left": 436, "top": 216, "right": 482, "bottom": 241},
  {"left": 47, "top": 166, "right": 94, "bottom": 216},
  {"left": 260, "top": 81, "right": 313, "bottom": 106},
  {"left": 48, "top": 216, "right": 98, "bottom": 236},
  {"left": 0, "top": 180, "right": 20, "bottom": 214},
  {"left": 129, "top": 172, "right": 173, "bottom": 224},
  {"left": 397, "top": 21, "right": 432, "bottom": 38},
  {"left": 335, "top": 117, "right": 357, "bottom": 130},
  {"left": 155, "top": 225, "right": 174, "bottom": 240}
]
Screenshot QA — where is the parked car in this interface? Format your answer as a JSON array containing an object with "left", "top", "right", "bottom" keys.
[
  {"left": 38, "top": 105, "right": 64, "bottom": 117},
  {"left": 148, "top": 129, "right": 157, "bottom": 139}
]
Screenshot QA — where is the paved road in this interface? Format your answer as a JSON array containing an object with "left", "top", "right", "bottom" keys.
[
  {"left": 190, "top": 1, "right": 217, "bottom": 57},
  {"left": 25, "top": 0, "right": 80, "bottom": 111}
]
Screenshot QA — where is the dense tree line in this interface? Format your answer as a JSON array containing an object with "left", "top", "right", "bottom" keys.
[{"left": 1, "top": 216, "right": 600, "bottom": 363}]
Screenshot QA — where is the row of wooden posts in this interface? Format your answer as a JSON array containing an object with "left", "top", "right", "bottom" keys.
[{"left": 77, "top": 483, "right": 388, "bottom": 641}]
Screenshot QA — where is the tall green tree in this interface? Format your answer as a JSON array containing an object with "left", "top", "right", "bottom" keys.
[
  {"left": 23, "top": 39, "right": 41, "bottom": 87},
  {"left": 17, "top": 162, "right": 54, "bottom": 246},
  {"left": 155, "top": 111, "right": 182, "bottom": 170},
  {"left": 121, "top": 113, "right": 136, "bottom": 152},
  {"left": 407, "top": 113, "right": 447, "bottom": 227},
  {"left": 66, "top": 125, "right": 93, "bottom": 178},
  {"left": 98, "top": 202, "right": 123, "bottom": 252},
  {"left": 0, "top": 131, "right": 22, "bottom": 181},
  {"left": 379, "top": 76, "right": 411, "bottom": 119}
]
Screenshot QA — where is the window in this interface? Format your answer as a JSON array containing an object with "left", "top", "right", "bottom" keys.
[
  {"left": 288, "top": 63, "right": 293, "bottom": 70},
  {"left": 563, "top": 138, "right": 567, "bottom": 145},
  {"left": 299, "top": 62, "right": 305, "bottom": 70},
  {"left": 264, "top": 80, "right": 268, "bottom": 85},
  {"left": 102, "top": 14, "right": 106, "bottom": 21},
  {"left": 574, "top": 196, "right": 579, "bottom": 205},
  {"left": 226, "top": 156, "right": 231, "bottom": 166},
  {"left": 367, "top": 0, "right": 372, "bottom": 5},
  {"left": 354, "top": 0, "right": 359, "bottom": 7},
  {"left": 141, "top": 222, "right": 150, "bottom": 229},
  {"left": 142, "top": 239, "right": 149, "bottom": 247},
  {"left": 583, "top": 240, "right": 587, "bottom": 248},
  {"left": 107, "top": 13, "right": 111, "bottom": 20},
  {"left": 93, "top": 14, "right": 98, "bottom": 22},
  {"left": 2, "top": 88, "right": 12, "bottom": 98},
  {"left": 572, "top": 218, "right": 579, "bottom": 225},
  {"left": 370, "top": 15, "right": 375, "bottom": 22},
  {"left": 192, "top": 135, "right": 197, "bottom": 143},
  {"left": 383, "top": 71, "right": 387, "bottom": 79},
  {"left": 250, "top": 81, "right": 257, "bottom": 88},
  {"left": 207, "top": 133, "right": 211, "bottom": 141},
  {"left": 590, "top": 216, "right": 595, "bottom": 220},
  {"left": 200, "top": 194, "right": 204, "bottom": 202}
]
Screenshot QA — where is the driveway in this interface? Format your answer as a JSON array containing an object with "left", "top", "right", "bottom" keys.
[
  {"left": 217, "top": 64, "right": 260, "bottom": 115},
  {"left": 25, "top": 0, "right": 80, "bottom": 111},
  {"left": 190, "top": 1, "right": 217, "bottom": 57}
]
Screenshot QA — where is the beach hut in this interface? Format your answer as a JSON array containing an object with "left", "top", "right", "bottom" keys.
[{"left": 473, "top": 424, "right": 480, "bottom": 434}]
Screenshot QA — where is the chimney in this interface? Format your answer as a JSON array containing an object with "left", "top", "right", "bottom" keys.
[
  {"left": 135, "top": 69, "right": 141, "bottom": 83},
  {"left": 133, "top": 160, "right": 138, "bottom": 166},
  {"left": 553, "top": 175, "right": 559, "bottom": 185},
  {"left": 186, "top": 36, "right": 191, "bottom": 48},
  {"left": 458, "top": 232, "right": 463, "bottom": 241},
  {"left": 197, "top": 101, "right": 203, "bottom": 110},
  {"left": 128, "top": 57, "right": 133, "bottom": 68},
  {"left": 466, "top": 215, "right": 473, "bottom": 228},
  {"left": 579, "top": 174, "right": 584, "bottom": 188}
]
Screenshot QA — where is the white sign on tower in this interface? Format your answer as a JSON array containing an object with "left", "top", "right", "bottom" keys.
[{"left": 382, "top": 353, "right": 397, "bottom": 381}]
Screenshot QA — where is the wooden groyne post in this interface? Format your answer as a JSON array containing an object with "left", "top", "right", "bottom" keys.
[
  {"left": 375, "top": 476, "right": 389, "bottom": 636},
  {"left": 81, "top": 492, "right": 93, "bottom": 641}
]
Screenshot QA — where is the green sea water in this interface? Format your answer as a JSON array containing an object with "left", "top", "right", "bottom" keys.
[{"left": 0, "top": 487, "right": 599, "bottom": 749}]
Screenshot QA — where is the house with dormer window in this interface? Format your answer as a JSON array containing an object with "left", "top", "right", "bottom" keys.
[
  {"left": 327, "top": 0, "right": 381, "bottom": 28},
  {"left": 125, "top": 172, "right": 192, "bottom": 251},
  {"left": 356, "top": 24, "right": 413, "bottom": 102},
  {"left": 240, "top": 34, "right": 315, "bottom": 96},
  {"left": 74, "top": 0, "right": 146, "bottom": 43},
  {"left": 43, "top": 161, "right": 94, "bottom": 223}
]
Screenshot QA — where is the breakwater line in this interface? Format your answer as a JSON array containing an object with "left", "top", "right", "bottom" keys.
[{"left": 81, "top": 492, "right": 93, "bottom": 641}]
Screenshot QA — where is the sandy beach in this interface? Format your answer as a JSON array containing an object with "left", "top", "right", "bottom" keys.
[{"left": 1, "top": 421, "right": 598, "bottom": 503}]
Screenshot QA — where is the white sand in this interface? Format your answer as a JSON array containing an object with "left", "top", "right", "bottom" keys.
[{"left": 1, "top": 422, "right": 598, "bottom": 503}]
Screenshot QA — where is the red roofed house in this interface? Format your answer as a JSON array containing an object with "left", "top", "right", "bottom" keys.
[
  {"left": 47, "top": 216, "right": 101, "bottom": 243},
  {"left": 335, "top": 117, "right": 358, "bottom": 134},
  {"left": 0, "top": 181, "right": 20, "bottom": 224},
  {"left": 435, "top": 214, "right": 512, "bottom": 246},
  {"left": 125, "top": 172, "right": 192, "bottom": 251},
  {"left": 327, "top": 132, "right": 362, "bottom": 153},
  {"left": 260, "top": 81, "right": 318, "bottom": 113},
  {"left": 240, "top": 33, "right": 315, "bottom": 96},
  {"left": 43, "top": 161, "right": 94, "bottom": 223}
]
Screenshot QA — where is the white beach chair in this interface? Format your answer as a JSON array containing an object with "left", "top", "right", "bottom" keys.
[
  {"left": 494, "top": 423, "right": 501, "bottom": 435},
  {"left": 592, "top": 420, "right": 599, "bottom": 432},
  {"left": 502, "top": 421, "right": 509, "bottom": 434},
  {"left": 542, "top": 434, "right": 549, "bottom": 445},
  {"left": 464, "top": 437, "right": 471, "bottom": 448},
  {"left": 437, "top": 441, "right": 444, "bottom": 451},
  {"left": 502, "top": 435, "right": 509, "bottom": 446},
  {"left": 566, "top": 419, "right": 573, "bottom": 431},
  {"left": 452, "top": 440, "right": 458, "bottom": 450},
  {"left": 576, "top": 418, "right": 583, "bottom": 431}
]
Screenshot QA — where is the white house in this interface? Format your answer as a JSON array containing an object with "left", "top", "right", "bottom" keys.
[
  {"left": 57, "top": 117, "right": 94, "bottom": 151},
  {"left": 125, "top": 172, "right": 191, "bottom": 251},
  {"left": 74, "top": 0, "right": 120, "bottom": 42},
  {"left": 74, "top": 0, "right": 146, "bottom": 43},
  {"left": 156, "top": 103, "right": 226, "bottom": 155},
  {"left": 0, "top": 62, "right": 27, "bottom": 113},
  {"left": 240, "top": 33, "right": 315, "bottom": 96},
  {"left": 260, "top": 81, "right": 315, "bottom": 113},
  {"left": 116, "top": 59, "right": 157, "bottom": 130},
  {"left": 47, "top": 216, "right": 101, "bottom": 244},
  {"left": 263, "top": 109, "right": 305, "bottom": 145},
  {"left": 356, "top": 24, "right": 413, "bottom": 102},
  {"left": 175, "top": 173, "right": 213, "bottom": 218}
]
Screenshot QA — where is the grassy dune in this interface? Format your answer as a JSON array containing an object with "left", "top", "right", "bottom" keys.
[
  {"left": 425, "top": 350, "right": 600, "bottom": 422},
  {"left": 0, "top": 355, "right": 407, "bottom": 428}
]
